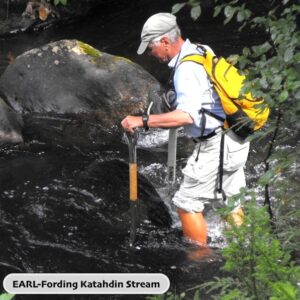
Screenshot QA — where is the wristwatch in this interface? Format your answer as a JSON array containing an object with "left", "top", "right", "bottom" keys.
[{"left": 142, "top": 114, "right": 149, "bottom": 131}]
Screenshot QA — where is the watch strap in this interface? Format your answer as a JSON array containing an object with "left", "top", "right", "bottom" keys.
[{"left": 142, "top": 114, "right": 149, "bottom": 131}]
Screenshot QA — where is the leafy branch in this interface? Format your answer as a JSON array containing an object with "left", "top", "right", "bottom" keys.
[
  {"left": 52, "top": 0, "right": 68, "bottom": 6},
  {"left": 172, "top": 0, "right": 201, "bottom": 20}
]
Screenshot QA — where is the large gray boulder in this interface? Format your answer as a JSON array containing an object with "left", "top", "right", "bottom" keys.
[
  {"left": 0, "top": 96, "right": 23, "bottom": 145},
  {"left": 0, "top": 39, "right": 163, "bottom": 146}
]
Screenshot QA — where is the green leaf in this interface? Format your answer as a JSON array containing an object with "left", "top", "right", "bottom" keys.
[
  {"left": 284, "top": 48, "right": 294, "bottom": 62},
  {"left": 252, "top": 42, "right": 272, "bottom": 57},
  {"left": 172, "top": 3, "right": 186, "bottom": 14},
  {"left": 236, "top": 7, "right": 251, "bottom": 23},
  {"left": 54, "top": 0, "right": 68, "bottom": 5},
  {"left": 193, "top": 290, "right": 201, "bottom": 300},
  {"left": 243, "top": 9, "right": 252, "bottom": 20},
  {"left": 270, "top": 281, "right": 299, "bottom": 299},
  {"left": 278, "top": 90, "right": 289, "bottom": 102},
  {"left": 271, "top": 74, "right": 283, "bottom": 90},
  {"left": 294, "top": 90, "right": 300, "bottom": 99},
  {"left": 236, "top": 10, "right": 245, "bottom": 22},
  {"left": 294, "top": 53, "right": 300, "bottom": 62},
  {"left": 292, "top": 4, "right": 300, "bottom": 13},
  {"left": 258, "top": 169, "right": 275, "bottom": 186},
  {"left": 224, "top": 5, "right": 236, "bottom": 24},
  {"left": 259, "top": 76, "right": 268, "bottom": 89},
  {"left": 191, "top": 5, "right": 201, "bottom": 20},
  {"left": 252, "top": 16, "right": 266, "bottom": 25},
  {"left": 0, "top": 294, "right": 15, "bottom": 300},
  {"left": 242, "top": 47, "right": 250, "bottom": 56},
  {"left": 213, "top": 5, "right": 223, "bottom": 17}
]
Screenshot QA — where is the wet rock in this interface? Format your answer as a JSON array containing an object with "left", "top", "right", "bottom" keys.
[
  {"left": 0, "top": 39, "right": 162, "bottom": 115},
  {"left": 0, "top": 0, "right": 34, "bottom": 36},
  {"left": 0, "top": 96, "right": 23, "bottom": 145},
  {"left": 0, "top": 0, "right": 137, "bottom": 36},
  {"left": 0, "top": 39, "right": 163, "bottom": 146},
  {"left": 0, "top": 148, "right": 173, "bottom": 274},
  {"left": 0, "top": 15, "right": 36, "bottom": 36},
  {"left": 80, "top": 159, "right": 172, "bottom": 228},
  {"left": 0, "top": 143, "right": 172, "bottom": 235},
  {"left": 22, "top": 112, "right": 122, "bottom": 147}
]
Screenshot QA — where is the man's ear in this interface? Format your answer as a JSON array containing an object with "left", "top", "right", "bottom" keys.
[{"left": 160, "top": 36, "right": 170, "bottom": 47}]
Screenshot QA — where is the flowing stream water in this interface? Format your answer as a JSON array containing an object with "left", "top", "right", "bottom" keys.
[{"left": 0, "top": 2, "right": 270, "bottom": 299}]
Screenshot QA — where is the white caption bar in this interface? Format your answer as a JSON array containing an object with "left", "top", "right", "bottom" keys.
[{"left": 3, "top": 273, "right": 170, "bottom": 294}]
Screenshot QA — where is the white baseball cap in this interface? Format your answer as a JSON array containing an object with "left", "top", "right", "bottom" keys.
[{"left": 137, "top": 13, "right": 177, "bottom": 55}]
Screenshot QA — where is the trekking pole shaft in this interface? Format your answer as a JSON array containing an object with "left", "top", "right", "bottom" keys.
[
  {"left": 167, "top": 128, "right": 178, "bottom": 186},
  {"left": 125, "top": 131, "right": 139, "bottom": 246}
]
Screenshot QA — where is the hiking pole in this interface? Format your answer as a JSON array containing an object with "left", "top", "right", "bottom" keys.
[
  {"left": 167, "top": 128, "right": 178, "bottom": 195},
  {"left": 125, "top": 130, "right": 139, "bottom": 247}
]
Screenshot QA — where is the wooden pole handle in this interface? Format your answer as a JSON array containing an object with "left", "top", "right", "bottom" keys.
[{"left": 129, "top": 163, "right": 137, "bottom": 201}]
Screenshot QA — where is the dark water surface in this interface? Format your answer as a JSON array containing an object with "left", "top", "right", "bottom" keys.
[{"left": 0, "top": 1, "right": 268, "bottom": 299}]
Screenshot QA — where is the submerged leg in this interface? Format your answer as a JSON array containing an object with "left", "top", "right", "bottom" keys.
[{"left": 177, "top": 208, "right": 207, "bottom": 246}]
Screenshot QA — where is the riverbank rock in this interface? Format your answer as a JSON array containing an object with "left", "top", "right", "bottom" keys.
[
  {"left": 0, "top": 39, "right": 163, "bottom": 146},
  {"left": 0, "top": 96, "right": 23, "bottom": 145},
  {"left": 0, "top": 0, "right": 136, "bottom": 36}
]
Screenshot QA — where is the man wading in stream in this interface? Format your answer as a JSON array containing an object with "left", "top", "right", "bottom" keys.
[{"left": 121, "top": 13, "right": 249, "bottom": 247}]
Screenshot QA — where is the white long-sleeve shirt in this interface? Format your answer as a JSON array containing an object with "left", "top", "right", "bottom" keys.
[{"left": 168, "top": 39, "right": 225, "bottom": 138}]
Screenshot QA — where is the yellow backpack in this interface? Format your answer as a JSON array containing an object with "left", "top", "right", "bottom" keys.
[{"left": 180, "top": 46, "right": 270, "bottom": 139}]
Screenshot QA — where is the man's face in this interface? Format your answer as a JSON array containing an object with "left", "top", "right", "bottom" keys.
[{"left": 148, "top": 39, "right": 169, "bottom": 63}]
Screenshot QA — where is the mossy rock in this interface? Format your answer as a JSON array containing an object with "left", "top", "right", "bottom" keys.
[{"left": 0, "top": 39, "right": 164, "bottom": 145}]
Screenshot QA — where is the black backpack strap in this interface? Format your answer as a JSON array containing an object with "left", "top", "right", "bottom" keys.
[
  {"left": 196, "top": 44, "right": 207, "bottom": 57},
  {"left": 195, "top": 108, "right": 206, "bottom": 162},
  {"left": 167, "top": 67, "right": 175, "bottom": 89},
  {"left": 199, "top": 107, "right": 227, "bottom": 201},
  {"left": 218, "top": 132, "right": 226, "bottom": 201},
  {"left": 199, "top": 108, "right": 207, "bottom": 137},
  {"left": 201, "top": 107, "right": 225, "bottom": 123},
  {"left": 196, "top": 108, "right": 226, "bottom": 202}
]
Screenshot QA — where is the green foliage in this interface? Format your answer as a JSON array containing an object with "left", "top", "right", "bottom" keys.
[
  {"left": 146, "top": 199, "right": 300, "bottom": 298},
  {"left": 53, "top": 0, "right": 68, "bottom": 6},
  {"left": 236, "top": 4, "right": 300, "bottom": 111},
  {"left": 0, "top": 294, "right": 15, "bottom": 300},
  {"left": 146, "top": 291, "right": 186, "bottom": 300},
  {"left": 172, "top": 0, "right": 201, "bottom": 20},
  {"left": 190, "top": 200, "right": 300, "bottom": 300},
  {"left": 232, "top": 0, "right": 300, "bottom": 259}
]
